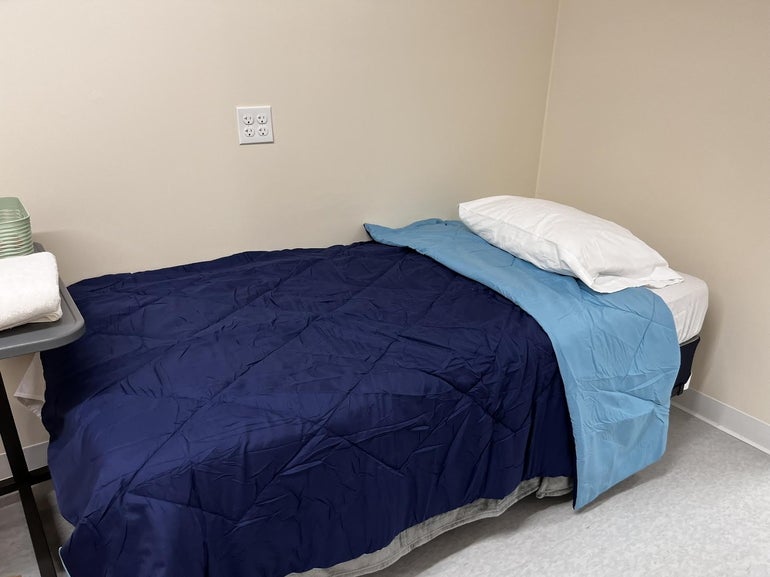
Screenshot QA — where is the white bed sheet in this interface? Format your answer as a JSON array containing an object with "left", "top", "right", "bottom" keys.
[{"left": 649, "top": 272, "right": 708, "bottom": 343}]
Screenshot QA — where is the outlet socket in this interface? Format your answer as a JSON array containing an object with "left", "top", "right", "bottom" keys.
[{"left": 237, "top": 106, "right": 274, "bottom": 144}]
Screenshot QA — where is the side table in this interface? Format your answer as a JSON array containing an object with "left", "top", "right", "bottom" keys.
[{"left": 0, "top": 278, "right": 84, "bottom": 577}]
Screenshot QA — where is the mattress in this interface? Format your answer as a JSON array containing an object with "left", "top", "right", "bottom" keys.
[{"left": 649, "top": 272, "right": 709, "bottom": 343}]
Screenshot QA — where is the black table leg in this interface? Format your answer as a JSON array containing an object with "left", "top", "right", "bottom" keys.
[{"left": 0, "top": 371, "right": 58, "bottom": 577}]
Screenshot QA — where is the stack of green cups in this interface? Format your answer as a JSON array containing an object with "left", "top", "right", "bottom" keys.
[{"left": 0, "top": 197, "right": 34, "bottom": 258}]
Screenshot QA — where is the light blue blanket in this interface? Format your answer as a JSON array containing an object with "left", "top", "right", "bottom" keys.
[{"left": 365, "top": 219, "right": 680, "bottom": 508}]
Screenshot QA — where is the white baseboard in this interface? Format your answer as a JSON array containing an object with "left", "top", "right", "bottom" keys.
[
  {"left": 0, "top": 440, "right": 49, "bottom": 481},
  {"left": 673, "top": 389, "right": 770, "bottom": 455}
]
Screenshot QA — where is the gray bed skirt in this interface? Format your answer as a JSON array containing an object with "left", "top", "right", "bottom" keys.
[{"left": 290, "top": 476, "right": 573, "bottom": 577}]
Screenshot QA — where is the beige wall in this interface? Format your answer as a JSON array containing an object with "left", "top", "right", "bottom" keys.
[
  {"left": 4, "top": 0, "right": 766, "bottom": 460},
  {"left": 537, "top": 0, "right": 770, "bottom": 423},
  {"left": 1, "top": 1, "right": 560, "bottom": 451}
]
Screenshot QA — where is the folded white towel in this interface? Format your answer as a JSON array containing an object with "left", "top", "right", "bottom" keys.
[{"left": 0, "top": 251, "right": 62, "bottom": 332}]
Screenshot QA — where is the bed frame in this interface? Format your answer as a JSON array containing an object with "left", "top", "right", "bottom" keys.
[{"left": 672, "top": 335, "right": 701, "bottom": 396}]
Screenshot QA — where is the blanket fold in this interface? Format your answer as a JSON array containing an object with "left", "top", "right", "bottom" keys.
[
  {"left": 365, "top": 219, "right": 680, "bottom": 508},
  {"left": 0, "top": 251, "right": 62, "bottom": 332}
]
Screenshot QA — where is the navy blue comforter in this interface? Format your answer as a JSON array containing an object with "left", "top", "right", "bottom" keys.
[{"left": 42, "top": 242, "right": 574, "bottom": 577}]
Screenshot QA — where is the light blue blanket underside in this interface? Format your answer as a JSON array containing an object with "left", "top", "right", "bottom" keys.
[{"left": 365, "top": 219, "right": 680, "bottom": 509}]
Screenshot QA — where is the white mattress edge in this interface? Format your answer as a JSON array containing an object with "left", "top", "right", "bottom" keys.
[{"left": 648, "top": 272, "right": 708, "bottom": 343}]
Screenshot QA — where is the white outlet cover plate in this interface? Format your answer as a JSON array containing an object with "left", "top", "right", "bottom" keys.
[{"left": 237, "top": 105, "right": 274, "bottom": 144}]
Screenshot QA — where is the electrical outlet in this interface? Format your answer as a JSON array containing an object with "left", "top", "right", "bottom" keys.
[{"left": 237, "top": 106, "right": 273, "bottom": 144}]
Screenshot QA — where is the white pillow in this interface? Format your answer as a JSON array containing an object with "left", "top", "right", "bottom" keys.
[{"left": 458, "top": 195, "right": 683, "bottom": 293}]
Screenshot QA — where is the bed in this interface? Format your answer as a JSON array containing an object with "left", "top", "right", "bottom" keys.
[{"left": 39, "top": 211, "right": 706, "bottom": 577}]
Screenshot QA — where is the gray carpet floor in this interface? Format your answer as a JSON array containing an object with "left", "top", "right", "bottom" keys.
[{"left": 2, "top": 407, "right": 770, "bottom": 577}]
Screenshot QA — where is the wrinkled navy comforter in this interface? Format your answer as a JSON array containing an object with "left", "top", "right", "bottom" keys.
[{"left": 42, "top": 242, "right": 574, "bottom": 577}]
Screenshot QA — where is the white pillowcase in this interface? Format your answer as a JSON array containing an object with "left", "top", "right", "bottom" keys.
[{"left": 458, "top": 195, "right": 683, "bottom": 293}]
